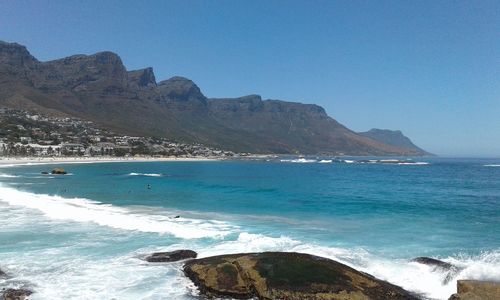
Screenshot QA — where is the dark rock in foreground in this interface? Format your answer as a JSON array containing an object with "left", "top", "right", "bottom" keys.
[
  {"left": 412, "top": 257, "right": 454, "bottom": 270},
  {"left": 184, "top": 252, "right": 419, "bottom": 300},
  {"left": 412, "top": 257, "right": 462, "bottom": 284},
  {"left": 51, "top": 168, "right": 67, "bottom": 175},
  {"left": 145, "top": 250, "right": 197, "bottom": 262},
  {"left": 2, "top": 289, "right": 33, "bottom": 300},
  {"left": 448, "top": 280, "right": 500, "bottom": 300}
]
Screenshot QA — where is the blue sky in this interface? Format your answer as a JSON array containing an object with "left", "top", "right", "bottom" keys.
[{"left": 1, "top": 0, "right": 499, "bottom": 156}]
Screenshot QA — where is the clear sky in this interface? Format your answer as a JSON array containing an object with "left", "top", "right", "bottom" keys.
[{"left": 0, "top": 0, "right": 499, "bottom": 156}]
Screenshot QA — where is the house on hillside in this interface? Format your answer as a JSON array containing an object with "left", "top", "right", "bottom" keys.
[{"left": 61, "top": 143, "right": 85, "bottom": 156}]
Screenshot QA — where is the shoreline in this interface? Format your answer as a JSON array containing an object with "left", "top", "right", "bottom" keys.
[{"left": 0, "top": 156, "right": 221, "bottom": 167}]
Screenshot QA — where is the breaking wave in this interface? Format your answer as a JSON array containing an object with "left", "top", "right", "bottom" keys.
[
  {"left": 128, "top": 173, "right": 163, "bottom": 177},
  {"left": 0, "top": 184, "right": 234, "bottom": 239},
  {"left": 280, "top": 158, "right": 317, "bottom": 163},
  {"left": 397, "top": 162, "right": 430, "bottom": 165},
  {"left": 0, "top": 173, "right": 21, "bottom": 178}
]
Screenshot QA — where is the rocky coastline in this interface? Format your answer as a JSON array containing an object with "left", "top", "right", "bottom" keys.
[{"left": 2, "top": 252, "right": 499, "bottom": 299}]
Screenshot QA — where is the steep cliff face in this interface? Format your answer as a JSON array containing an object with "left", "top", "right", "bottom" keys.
[
  {"left": 0, "top": 41, "right": 38, "bottom": 71},
  {"left": 39, "top": 52, "right": 128, "bottom": 92},
  {"left": 0, "top": 40, "right": 428, "bottom": 155},
  {"left": 128, "top": 67, "right": 157, "bottom": 88}
]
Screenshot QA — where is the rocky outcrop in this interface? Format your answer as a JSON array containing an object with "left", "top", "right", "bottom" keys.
[
  {"left": 412, "top": 257, "right": 461, "bottom": 284},
  {"left": 448, "top": 280, "right": 500, "bottom": 300},
  {"left": 2, "top": 289, "right": 33, "bottom": 300},
  {"left": 51, "top": 168, "right": 67, "bottom": 175},
  {"left": 145, "top": 250, "right": 197, "bottom": 262},
  {"left": 184, "top": 252, "right": 420, "bottom": 300}
]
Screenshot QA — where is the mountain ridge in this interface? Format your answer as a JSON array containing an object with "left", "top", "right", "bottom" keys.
[{"left": 0, "top": 40, "right": 428, "bottom": 155}]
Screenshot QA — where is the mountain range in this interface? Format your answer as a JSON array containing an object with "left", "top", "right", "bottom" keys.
[{"left": 0, "top": 40, "right": 428, "bottom": 155}]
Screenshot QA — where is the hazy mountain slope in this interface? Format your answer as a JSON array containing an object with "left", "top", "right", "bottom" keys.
[
  {"left": 358, "top": 129, "right": 429, "bottom": 155},
  {"left": 0, "top": 40, "right": 427, "bottom": 155}
]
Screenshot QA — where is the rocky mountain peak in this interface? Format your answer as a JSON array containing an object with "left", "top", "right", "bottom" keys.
[
  {"left": 157, "top": 76, "right": 206, "bottom": 103},
  {"left": 239, "top": 94, "right": 262, "bottom": 102},
  {"left": 0, "top": 40, "right": 38, "bottom": 67},
  {"left": 45, "top": 51, "right": 126, "bottom": 78},
  {"left": 128, "top": 67, "right": 157, "bottom": 88},
  {"left": 38, "top": 51, "right": 128, "bottom": 91}
]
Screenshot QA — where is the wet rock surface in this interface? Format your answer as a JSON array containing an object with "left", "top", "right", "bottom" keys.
[
  {"left": 51, "top": 168, "right": 67, "bottom": 175},
  {"left": 412, "top": 257, "right": 462, "bottom": 284},
  {"left": 184, "top": 252, "right": 420, "bottom": 300},
  {"left": 2, "top": 288, "right": 33, "bottom": 300},
  {"left": 412, "top": 257, "right": 454, "bottom": 270},
  {"left": 448, "top": 280, "right": 500, "bottom": 300},
  {"left": 145, "top": 250, "right": 197, "bottom": 262}
]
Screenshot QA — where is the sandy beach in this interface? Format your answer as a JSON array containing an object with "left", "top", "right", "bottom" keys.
[{"left": 0, "top": 156, "right": 220, "bottom": 167}]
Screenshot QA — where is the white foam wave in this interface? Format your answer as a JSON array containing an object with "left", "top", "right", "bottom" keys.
[
  {"left": 0, "top": 247, "right": 196, "bottom": 300},
  {"left": 398, "top": 162, "right": 430, "bottom": 165},
  {"left": 128, "top": 172, "right": 163, "bottom": 177},
  {"left": 0, "top": 184, "right": 497, "bottom": 299},
  {"left": 0, "top": 173, "right": 21, "bottom": 178},
  {"left": 198, "top": 233, "right": 500, "bottom": 300},
  {"left": 0, "top": 185, "right": 235, "bottom": 239},
  {"left": 318, "top": 159, "right": 333, "bottom": 163},
  {"left": 484, "top": 164, "right": 500, "bottom": 167},
  {"left": 280, "top": 158, "right": 317, "bottom": 163}
]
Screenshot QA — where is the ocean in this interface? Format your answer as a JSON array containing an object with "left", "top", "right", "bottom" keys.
[{"left": 0, "top": 158, "right": 499, "bottom": 299}]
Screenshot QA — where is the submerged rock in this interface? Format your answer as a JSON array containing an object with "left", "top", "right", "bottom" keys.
[
  {"left": 0, "top": 268, "right": 6, "bottom": 278},
  {"left": 145, "top": 250, "right": 197, "bottom": 262},
  {"left": 2, "top": 288, "right": 33, "bottom": 300},
  {"left": 412, "top": 257, "right": 462, "bottom": 284},
  {"left": 184, "top": 252, "right": 420, "bottom": 300},
  {"left": 51, "top": 168, "right": 67, "bottom": 175},
  {"left": 448, "top": 280, "right": 500, "bottom": 300}
]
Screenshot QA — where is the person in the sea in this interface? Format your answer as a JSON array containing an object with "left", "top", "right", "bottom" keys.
[{"left": 147, "top": 184, "right": 151, "bottom": 190}]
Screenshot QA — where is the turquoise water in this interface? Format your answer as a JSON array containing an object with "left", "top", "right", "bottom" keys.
[{"left": 0, "top": 158, "right": 499, "bottom": 299}]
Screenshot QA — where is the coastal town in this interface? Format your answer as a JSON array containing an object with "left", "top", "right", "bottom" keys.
[{"left": 0, "top": 108, "right": 235, "bottom": 158}]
